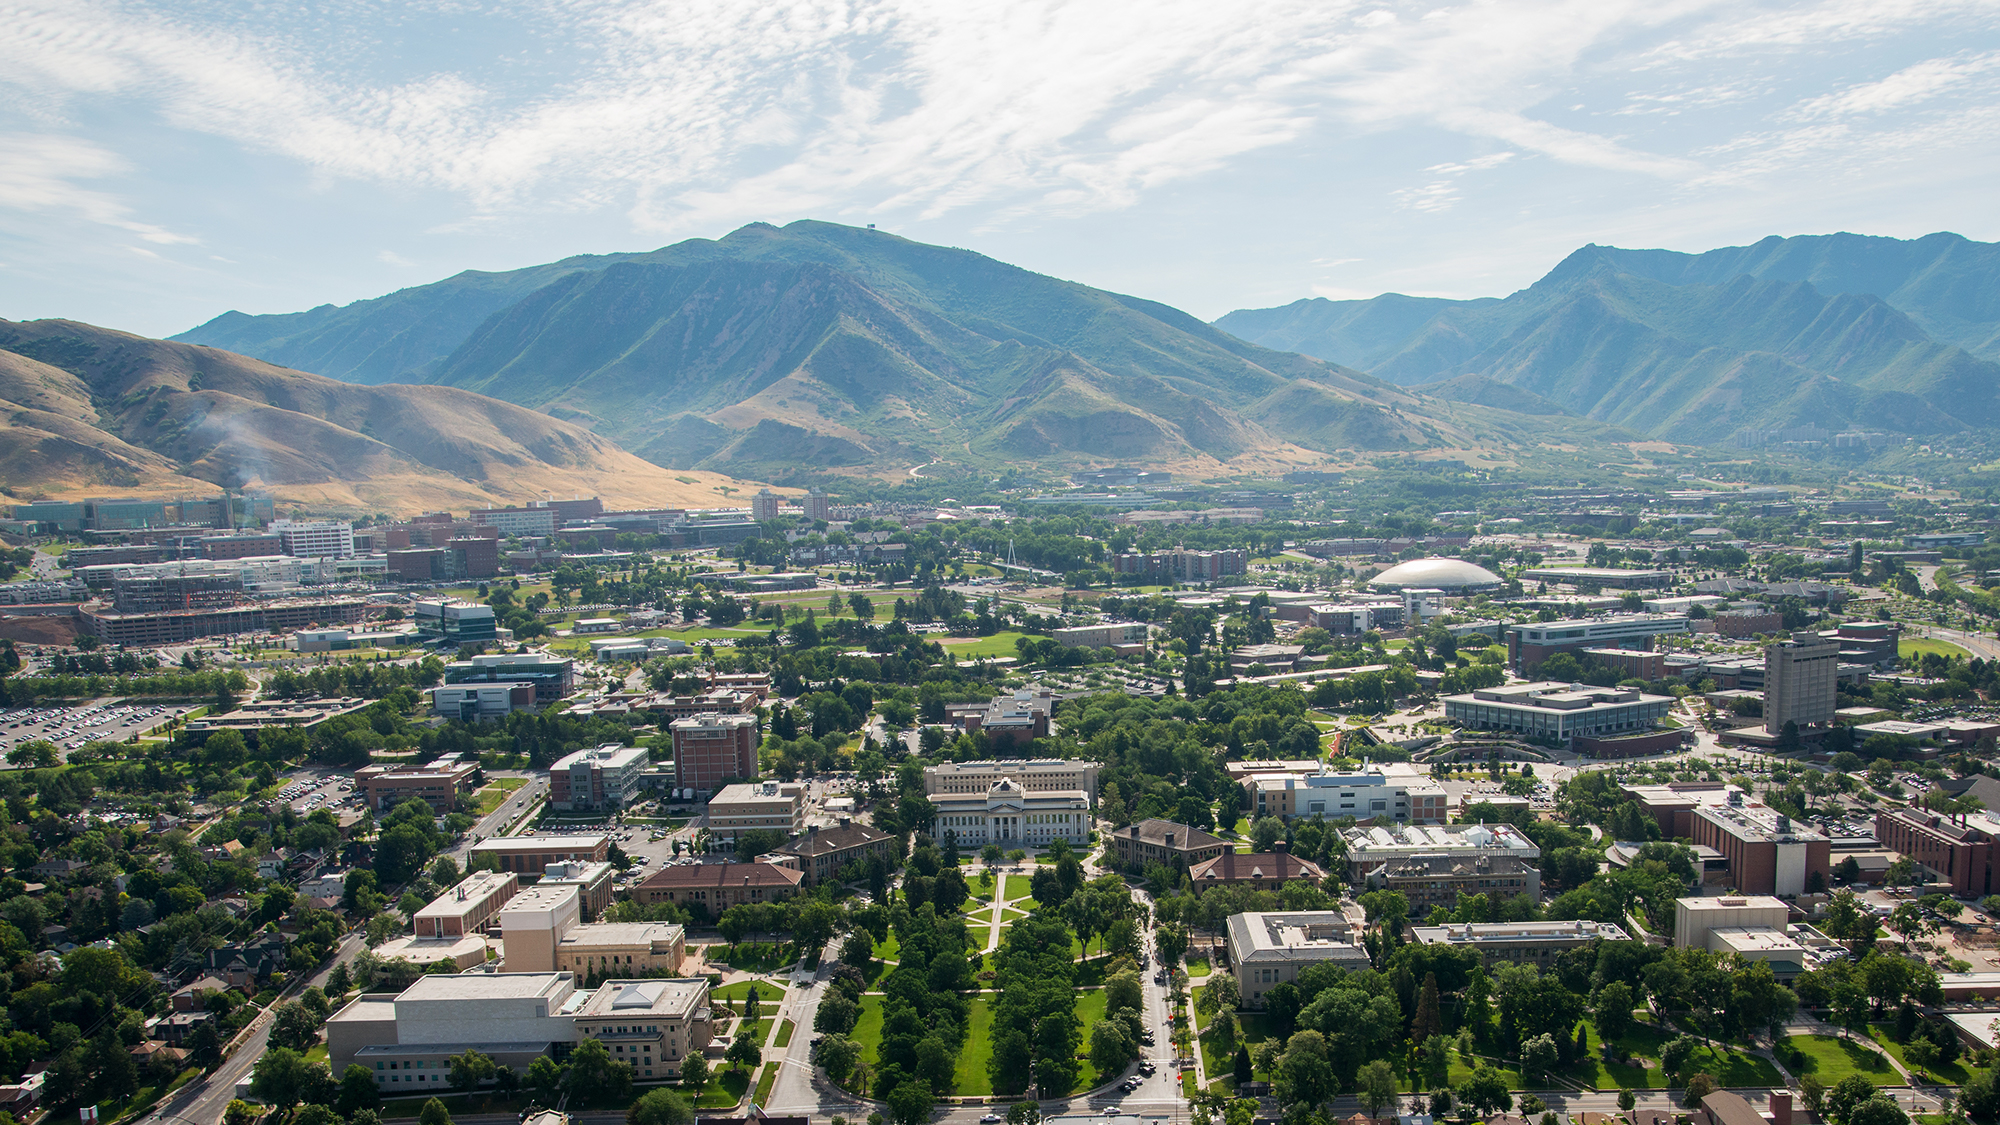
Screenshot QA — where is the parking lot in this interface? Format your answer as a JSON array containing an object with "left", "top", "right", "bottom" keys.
[
  {"left": 276, "top": 771, "right": 356, "bottom": 814},
  {"left": 0, "top": 700, "right": 197, "bottom": 761}
]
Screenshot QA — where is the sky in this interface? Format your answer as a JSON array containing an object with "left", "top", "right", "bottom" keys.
[{"left": 4, "top": 0, "right": 2000, "bottom": 340}]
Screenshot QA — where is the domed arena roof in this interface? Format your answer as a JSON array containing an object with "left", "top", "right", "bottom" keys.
[{"left": 1368, "top": 557, "right": 1504, "bottom": 592}]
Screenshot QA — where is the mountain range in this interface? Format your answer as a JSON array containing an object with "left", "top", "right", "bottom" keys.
[
  {"left": 1215, "top": 232, "right": 2000, "bottom": 445},
  {"left": 176, "top": 221, "right": 1625, "bottom": 478},
  {"left": 0, "top": 319, "right": 764, "bottom": 512}
]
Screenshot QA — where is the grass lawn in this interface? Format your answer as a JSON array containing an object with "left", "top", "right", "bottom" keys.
[
  {"left": 940, "top": 631, "right": 1032, "bottom": 658},
  {"left": 1867, "top": 1025, "right": 1970, "bottom": 1084},
  {"left": 754, "top": 1062, "right": 780, "bottom": 1105},
  {"left": 697, "top": 1068, "right": 752, "bottom": 1108},
  {"left": 1074, "top": 988, "right": 1112, "bottom": 1089},
  {"left": 775, "top": 1019, "right": 796, "bottom": 1048},
  {"left": 1566, "top": 1018, "right": 1673, "bottom": 1090},
  {"left": 847, "top": 994, "right": 887, "bottom": 1092},
  {"left": 875, "top": 931, "right": 902, "bottom": 963},
  {"left": 1002, "top": 875, "right": 1037, "bottom": 905},
  {"left": 1779, "top": 1034, "right": 1896, "bottom": 1086},
  {"left": 954, "top": 995, "right": 999, "bottom": 1095},
  {"left": 1900, "top": 636, "right": 1971, "bottom": 660},
  {"left": 712, "top": 980, "right": 787, "bottom": 1006},
  {"left": 1188, "top": 959, "right": 1213, "bottom": 978}
]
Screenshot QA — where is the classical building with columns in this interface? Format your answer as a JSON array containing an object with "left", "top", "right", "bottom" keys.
[{"left": 932, "top": 777, "right": 1092, "bottom": 848}]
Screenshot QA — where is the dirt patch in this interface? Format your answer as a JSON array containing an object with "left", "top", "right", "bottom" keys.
[{"left": 0, "top": 615, "right": 77, "bottom": 645}]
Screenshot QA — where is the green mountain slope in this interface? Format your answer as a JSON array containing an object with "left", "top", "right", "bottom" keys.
[
  {"left": 1218, "top": 231, "right": 2000, "bottom": 444},
  {"left": 178, "top": 220, "right": 1574, "bottom": 474}
]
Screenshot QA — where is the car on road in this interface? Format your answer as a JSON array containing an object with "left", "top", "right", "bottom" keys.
[{"left": 981, "top": 1115, "right": 1003, "bottom": 1122}]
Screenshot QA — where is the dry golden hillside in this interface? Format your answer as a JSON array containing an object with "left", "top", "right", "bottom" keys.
[{"left": 0, "top": 319, "right": 778, "bottom": 514}]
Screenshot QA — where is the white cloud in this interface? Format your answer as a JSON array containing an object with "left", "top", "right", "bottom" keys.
[
  {"left": 0, "top": 133, "right": 195, "bottom": 244},
  {"left": 1789, "top": 51, "right": 2000, "bottom": 120}
]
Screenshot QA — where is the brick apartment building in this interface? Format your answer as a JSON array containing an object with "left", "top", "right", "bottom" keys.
[
  {"left": 1874, "top": 807, "right": 1998, "bottom": 897},
  {"left": 355, "top": 759, "right": 480, "bottom": 814},
  {"left": 671, "top": 713, "right": 759, "bottom": 794}
]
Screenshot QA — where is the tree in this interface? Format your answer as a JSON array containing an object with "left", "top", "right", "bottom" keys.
[
  {"left": 629, "top": 1088, "right": 696, "bottom": 1125},
  {"left": 271, "top": 1000, "right": 321, "bottom": 1051},
  {"left": 1961, "top": 1066, "right": 2000, "bottom": 1122},
  {"left": 1235, "top": 1046, "right": 1253, "bottom": 1087},
  {"left": 225, "top": 1101, "right": 260, "bottom": 1125},
  {"left": 680, "top": 1052, "right": 711, "bottom": 1095},
  {"left": 1660, "top": 1035, "right": 1698, "bottom": 1081},
  {"left": 1356, "top": 1060, "right": 1398, "bottom": 1119},
  {"left": 727, "top": 1028, "right": 763, "bottom": 1072},
  {"left": 250, "top": 1046, "right": 316, "bottom": 1109},
  {"left": 1846, "top": 1096, "right": 1911, "bottom": 1125},
  {"left": 295, "top": 1107, "right": 342, "bottom": 1125},
  {"left": 1685, "top": 1073, "right": 1716, "bottom": 1107},
  {"left": 189, "top": 1018, "right": 224, "bottom": 1070},
  {"left": 1008, "top": 1102, "right": 1042, "bottom": 1125},
  {"left": 420, "top": 1097, "right": 454, "bottom": 1125},
  {"left": 1618, "top": 1090, "right": 1636, "bottom": 1112},
  {"left": 1593, "top": 981, "right": 1634, "bottom": 1045},
  {"left": 888, "top": 1078, "right": 935, "bottom": 1125},
  {"left": 1412, "top": 972, "right": 1444, "bottom": 1045},
  {"left": 1829, "top": 1076, "right": 1880, "bottom": 1125},
  {"left": 1277, "top": 1030, "right": 1338, "bottom": 1109},
  {"left": 338, "top": 1063, "right": 384, "bottom": 1114},
  {"left": 841, "top": 930, "right": 876, "bottom": 969},
  {"left": 1519, "top": 1034, "right": 1560, "bottom": 1085},
  {"left": 816, "top": 1035, "right": 861, "bottom": 1085},
  {"left": 1457, "top": 1066, "right": 1512, "bottom": 1118},
  {"left": 449, "top": 1049, "right": 498, "bottom": 1091},
  {"left": 566, "top": 1037, "right": 634, "bottom": 1103},
  {"left": 528, "top": 1054, "right": 566, "bottom": 1104}
]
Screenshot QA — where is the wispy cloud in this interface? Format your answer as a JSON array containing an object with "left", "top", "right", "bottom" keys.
[{"left": 0, "top": 133, "right": 196, "bottom": 244}]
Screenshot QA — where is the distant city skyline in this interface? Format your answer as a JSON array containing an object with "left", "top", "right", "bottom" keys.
[{"left": 3, "top": 0, "right": 1998, "bottom": 340}]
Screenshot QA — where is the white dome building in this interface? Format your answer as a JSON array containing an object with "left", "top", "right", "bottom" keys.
[{"left": 1367, "top": 557, "right": 1504, "bottom": 593}]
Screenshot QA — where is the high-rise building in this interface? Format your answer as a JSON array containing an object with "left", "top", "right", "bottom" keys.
[
  {"left": 750, "top": 489, "right": 781, "bottom": 522},
  {"left": 802, "top": 487, "right": 831, "bottom": 522},
  {"left": 670, "top": 713, "right": 759, "bottom": 794},
  {"left": 1763, "top": 635, "right": 1839, "bottom": 734},
  {"left": 271, "top": 519, "right": 355, "bottom": 558}
]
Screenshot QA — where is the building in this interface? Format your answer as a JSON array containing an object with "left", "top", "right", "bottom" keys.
[
  {"left": 1689, "top": 797, "right": 1830, "bottom": 896},
  {"left": 1764, "top": 635, "right": 1840, "bottom": 735},
  {"left": 1365, "top": 557, "right": 1503, "bottom": 593},
  {"left": 633, "top": 862, "right": 804, "bottom": 911},
  {"left": 550, "top": 743, "right": 649, "bottom": 812},
  {"left": 1111, "top": 548, "right": 1250, "bottom": 583},
  {"left": 1706, "top": 926, "right": 1811, "bottom": 975},
  {"left": 1505, "top": 614, "right": 1689, "bottom": 671},
  {"left": 80, "top": 596, "right": 371, "bottom": 645},
  {"left": 414, "top": 599, "right": 498, "bottom": 645},
  {"left": 499, "top": 884, "right": 583, "bottom": 972},
  {"left": 750, "top": 489, "right": 781, "bottom": 521},
  {"left": 1225, "top": 911, "right": 1370, "bottom": 1007},
  {"left": 943, "top": 690, "right": 1055, "bottom": 745},
  {"left": 1908, "top": 532, "right": 1985, "bottom": 549},
  {"left": 1188, "top": 847, "right": 1327, "bottom": 889},
  {"left": 1244, "top": 765, "right": 1449, "bottom": 824},
  {"left": 537, "top": 860, "right": 617, "bottom": 921},
  {"left": 671, "top": 713, "right": 760, "bottom": 794},
  {"left": 704, "top": 781, "right": 805, "bottom": 843},
  {"left": 1580, "top": 647, "right": 1667, "bottom": 680},
  {"left": 469, "top": 834, "right": 611, "bottom": 876},
  {"left": 445, "top": 653, "right": 577, "bottom": 704},
  {"left": 802, "top": 488, "right": 831, "bottom": 522},
  {"left": 1338, "top": 822, "right": 1541, "bottom": 883},
  {"left": 1050, "top": 622, "right": 1148, "bottom": 649},
  {"left": 924, "top": 758, "right": 1100, "bottom": 797},
  {"left": 558, "top": 922, "right": 688, "bottom": 980},
  {"left": 932, "top": 779, "right": 1093, "bottom": 848},
  {"left": 1674, "top": 895, "right": 1790, "bottom": 948},
  {"left": 1873, "top": 808, "right": 2000, "bottom": 897},
  {"left": 1715, "top": 609, "right": 1783, "bottom": 638},
  {"left": 428, "top": 681, "right": 538, "bottom": 720},
  {"left": 1442, "top": 681, "right": 1675, "bottom": 742},
  {"left": 775, "top": 821, "right": 896, "bottom": 885},
  {"left": 325, "top": 971, "right": 712, "bottom": 1086},
  {"left": 1519, "top": 566, "right": 1673, "bottom": 590},
  {"left": 1365, "top": 852, "right": 1542, "bottom": 911},
  {"left": 470, "top": 505, "right": 560, "bottom": 536},
  {"left": 1106, "top": 818, "right": 1231, "bottom": 870},
  {"left": 355, "top": 759, "right": 480, "bottom": 814},
  {"left": 271, "top": 519, "right": 355, "bottom": 558},
  {"left": 1230, "top": 644, "right": 1306, "bottom": 674},
  {"left": 1410, "top": 919, "right": 1630, "bottom": 966},
  {"left": 202, "top": 532, "right": 285, "bottom": 560},
  {"left": 413, "top": 871, "right": 520, "bottom": 938}
]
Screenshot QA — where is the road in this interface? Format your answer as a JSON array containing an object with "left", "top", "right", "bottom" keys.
[
  {"left": 140, "top": 931, "right": 367, "bottom": 1125},
  {"left": 450, "top": 771, "right": 549, "bottom": 861},
  {"left": 1925, "top": 625, "right": 2000, "bottom": 662}
]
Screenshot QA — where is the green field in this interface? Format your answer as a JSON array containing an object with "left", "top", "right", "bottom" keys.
[
  {"left": 1867, "top": 1025, "right": 1973, "bottom": 1085},
  {"left": 953, "top": 996, "right": 999, "bottom": 1094},
  {"left": 1001, "top": 875, "right": 1037, "bottom": 906},
  {"left": 1900, "top": 636, "right": 1971, "bottom": 660},
  {"left": 1779, "top": 1034, "right": 1896, "bottom": 1086},
  {"left": 697, "top": 1068, "right": 751, "bottom": 1108},
  {"left": 939, "top": 631, "right": 1032, "bottom": 658}
]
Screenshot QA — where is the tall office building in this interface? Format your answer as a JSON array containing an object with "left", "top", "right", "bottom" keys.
[
  {"left": 271, "top": 519, "right": 355, "bottom": 558},
  {"left": 1763, "top": 635, "right": 1839, "bottom": 734}
]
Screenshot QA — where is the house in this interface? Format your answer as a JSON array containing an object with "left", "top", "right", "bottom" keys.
[
  {"left": 30, "top": 858, "right": 87, "bottom": 880},
  {"left": 171, "top": 974, "right": 231, "bottom": 1012},
  {"left": 157, "top": 1011, "right": 214, "bottom": 1046},
  {"left": 205, "top": 932, "right": 289, "bottom": 988}
]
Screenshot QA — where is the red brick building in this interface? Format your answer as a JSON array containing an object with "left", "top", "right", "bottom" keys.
[
  {"left": 670, "top": 713, "right": 758, "bottom": 794},
  {"left": 635, "top": 862, "right": 802, "bottom": 910},
  {"left": 1875, "top": 807, "right": 1997, "bottom": 897}
]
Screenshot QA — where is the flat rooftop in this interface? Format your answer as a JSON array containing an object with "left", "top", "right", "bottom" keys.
[
  {"left": 471, "top": 834, "right": 609, "bottom": 852},
  {"left": 395, "top": 971, "right": 573, "bottom": 1002},
  {"left": 576, "top": 978, "right": 707, "bottom": 1018},
  {"left": 559, "top": 922, "right": 683, "bottom": 947},
  {"left": 1709, "top": 926, "right": 1805, "bottom": 954},
  {"left": 1227, "top": 911, "right": 1368, "bottom": 963},
  {"left": 1412, "top": 920, "right": 1628, "bottom": 945}
]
